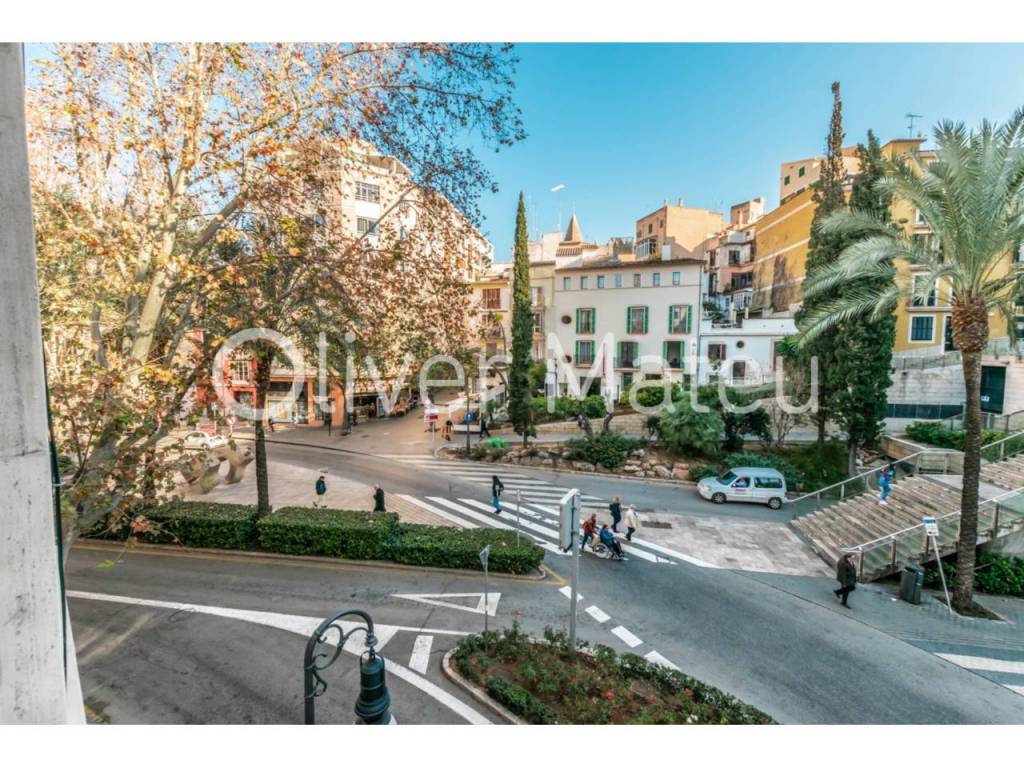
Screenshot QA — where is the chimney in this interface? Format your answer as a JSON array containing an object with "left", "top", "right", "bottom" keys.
[{"left": 677, "top": 197, "right": 684, "bottom": 207}]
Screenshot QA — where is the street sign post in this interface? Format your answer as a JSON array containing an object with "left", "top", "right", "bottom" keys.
[
  {"left": 558, "top": 489, "right": 581, "bottom": 653},
  {"left": 516, "top": 489, "right": 522, "bottom": 545},
  {"left": 922, "top": 516, "right": 952, "bottom": 613},
  {"left": 479, "top": 545, "right": 491, "bottom": 636},
  {"left": 465, "top": 411, "right": 473, "bottom": 453}
]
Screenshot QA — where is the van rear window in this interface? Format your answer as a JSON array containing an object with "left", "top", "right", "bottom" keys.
[{"left": 755, "top": 477, "right": 783, "bottom": 489}]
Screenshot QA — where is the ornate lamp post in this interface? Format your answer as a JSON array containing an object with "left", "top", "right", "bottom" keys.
[{"left": 303, "top": 609, "right": 394, "bottom": 725}]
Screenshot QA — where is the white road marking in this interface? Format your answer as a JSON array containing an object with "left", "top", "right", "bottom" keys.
[
  {"left": 67, "top": 590, "right": 491, "bottom": 724},
  {"left": 398, "top": 494, "right": 477, "bottom": 528},
  {"left": 423, "top": 497, "right": 567, "bottom": 557},
  {"left": 559, "top": 586, "right": 583, "bottom": 601},
  {"left": 937, "top": 653, "right": 1024, "bottom": 675},
  {"left": 624, "top": 536, "right": 719, "bottom": 569},
  {"left": 611, "top": 625, "right": 643, "bottom": 648},
  {"left": 644, "top": 651, "right": 680, "bottom": 671},
  {"left": 585, "top": 605, "right": 610, "bottom": 623},
  {"left": 393, "top": 592, "right": 501, "bottom": 617},
  {"left": 409, "top": 634, "right": 433, "bottom": 675}
]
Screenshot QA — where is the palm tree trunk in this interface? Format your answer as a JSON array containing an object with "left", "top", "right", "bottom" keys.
[
  {"left": 254, "top": 350, "right": 272, "bottom": 518},
  {"left": 953, "top": 345, "right": 983, "bottom": 611},
  {"left": 847, "top": 440, "right": 858, "bottom": 479}
]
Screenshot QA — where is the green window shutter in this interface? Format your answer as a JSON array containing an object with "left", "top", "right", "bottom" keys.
[
  {"left": 626, "top": 306, "right": 631, "bottom": 332},
  {"left": 592, "top": 308, "right": 596, "bottom": 331},
  {"left": 662, "top": 341, "right": 667, "bottom": 362},
  {"left": 685, "top": 305, "right": 692, "bottom": 334},
  {"left": 575, "top": 340, "right": 579, "bottom": 363},
  {"left": 575, "top": 308, "right": 580, "bottom": 333},
  {"left": 643, "top": 307, "right": 649, "bottom": 334},
  {"left": 668, "top": 306, "right": 673, "bottom": 334}
]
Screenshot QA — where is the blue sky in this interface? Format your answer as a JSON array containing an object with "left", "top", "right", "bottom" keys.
[{"left": 476, "top": 43, "right": 1024, "bottom": 261}]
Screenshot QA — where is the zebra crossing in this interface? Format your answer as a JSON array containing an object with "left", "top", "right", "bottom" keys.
[{"left": 380, "top": 454, "right": 690, "bottom": 565}]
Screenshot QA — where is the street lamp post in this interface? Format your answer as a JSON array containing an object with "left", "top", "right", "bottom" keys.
[{"left": 303, "top": 609, "right": 394, "bottom": 725}]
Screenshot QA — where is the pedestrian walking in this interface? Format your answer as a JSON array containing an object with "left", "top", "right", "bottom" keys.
[
  {"left": 444, "top": 417, "right": 453, "bottom": 442},
  {"left": 624, "top": 504, "right": 639, "bottom": 541},
  {"left": 267, "top": 415, "right": 275, "bottom": 433},
  {"left": 491, "top": 474, "right": 504, "bottom": 514},
  {"left": 834, "top": 552, "right": 857, "bottom": 608},
  {"left": 580, "top": 513, "right": 598, "bottom": 551},
  {"left": 314, "top": 473, "right": 327, "bottom": 508},
  {"left": 373, "top": 484, "right": 386, "bottom": 513},
  {"left": 609, "top": 496, "right": 623, "bottom": 532},
  {"left": 878, "top": 462, "right": 895, "bottom": 505},
  {"left": 479, "top": 413, "right": 491, "bottom": 439}
]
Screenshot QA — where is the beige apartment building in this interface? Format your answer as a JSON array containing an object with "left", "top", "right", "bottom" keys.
[
  {"left": 634, "top": 200, "right": 725, "bottom": 258},
  {"left": 778, "top": 146, "right": 860, "bottom": 203}
]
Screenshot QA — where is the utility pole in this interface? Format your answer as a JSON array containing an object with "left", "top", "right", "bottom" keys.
[
  {"left": 0, "top": 43, "right": 83, "bottom": 723},
  {"left": 905, "top": 112, "right": 923, "bottom": 138}
]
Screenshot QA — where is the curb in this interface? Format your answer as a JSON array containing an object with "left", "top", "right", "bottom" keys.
[
  {"left": 441, "top": 649, "right": 523, "bottom": 725},
  {"left": 76, "top": 539, "right": 550, "bottom": 581},
  {"left": 433, "top": 451, "right": 697, "bottom": 487}
]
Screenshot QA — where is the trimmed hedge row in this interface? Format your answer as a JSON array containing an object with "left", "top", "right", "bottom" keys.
[{"left": 127, "top": 501, "right": 543, "bottom": 574}]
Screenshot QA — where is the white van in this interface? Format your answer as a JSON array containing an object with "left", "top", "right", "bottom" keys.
[{"left": 696, "top": 467, "right": 787, "bottom": 510}]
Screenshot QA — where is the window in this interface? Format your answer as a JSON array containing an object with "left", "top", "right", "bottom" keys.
[
  {"left": 732, "top": 360, "right": 747, "bottom": 380},
  {"left": 230, "top": 359, "right": 251, "bottom": 383},
  {"left": 355, "top": 181, "right": 381, "bottom": 203},
  {"left": 798, "top": 166, "right": 806, "bottom": 178},
  {"left": 614, "top": 273, "right": 623, "bottom": 288},
  {"left": 617, "top": 341, "right": 638, "bottom": 368},
  {"left": 708, "top": 343, "right": 727, "bottom": 362},
  {"left": 668, "top": 305, "right": 692, "bottom": 334},
  {"left": 911, "top": 316, "right": 935, "bottom": 342},
  {"left": 481, "top": 288, "right": 501, "bottom": 310},
  {"left": 728, "top": 249, "right": 742, "bottom": 265},
  {"left": 755, "top": 476, "right": 784, "bottom": 489},
  {"left": 563, "top": 276, "right": 571, "bottom": 290},
  {"left": 943, "top": 316, "right": 955, "bottom": 352},
  {"left": 633, "top": 273, "right": 641, "bottom": 288},
  {"left": 627, "top": 306, "right": 648, "bottom": 334},
  {"left": 580, "top": 276, "right": 589, "bottom": 290},
  {"left": 915, "top": 208, "right": 926, "bottom": 226},
  {"left": 652, "top": 272, "right": 661, "bottom": 287},
  {"left": 664, "top": 340, "right": 684, "bottom": 368},
  {"left": 597, "top": 275, "right": 606, "bottom": 289},
  {"left": 532, "top": 310, "right": 544, "bottom": 334},
  {"left": 575, "top": 340, "right": 595, "bottom": 365},
  {"left": 784, "top": 175, "right": 791, "bottom": 186},
  {"left": 912, "top": 275, "right": 937, "bottom": 307},
  {"left": 531, "top": 287, "right": 543, "bottom": 306},
  {"left": 356, "top": 217, "right": 378, "bottom": 235},
  {"left": 621, "top": 371, "right": 634, "bottom": 392},
  {"left": 731, "top": 272, "right": 753, "bottom": 290},
  {"left": 576, "top": 308, "right": 596, "bottom": 334},
  {"left": 648, "top": 223, "right": 653, "bottom": 234},
  {"left": 672, "top": 271, "right": 681, "bottom": 286}
]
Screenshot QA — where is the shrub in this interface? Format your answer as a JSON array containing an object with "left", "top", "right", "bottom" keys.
[
  {"left": 257, "top": 507, "right": 400, "bottom": 559},
  {"left": 486, "top": 677, "right": 558, "bottom": 724},
  {"left": 775, "top": 442, "right": 847, "bottom": 490},
  {"left": 140, "top": 501, "right": 258, "bottom": 549},
  {"left": 581, "top": 395, "right": 607, "bottom": 419},
  {"left": 656, "top": 399, "right": 725, "bottom": 458},
  {"left": 924, "top": 553, "right": 1024, "bottom": 596},
  {"left": 722, "top": 451, "right": 806, "bottom": 491},
  {"left": 392, "top": 527, "right": 543, "bottom": 574},
  {"left": 906, "top": 421, "right": 1012, "bottom": 454},
  {"left": 627, "top": 382, "right": 683, "bottom": 409},
  {"left": 688, "top": 464, "right": 720, "bottom": 482},
  {"left": 565, "top": 432, "right": 639, "bottom": 469}
]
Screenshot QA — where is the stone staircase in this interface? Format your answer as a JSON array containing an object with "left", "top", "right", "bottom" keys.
[
  {"left": 981, "top": 455, "right": 1024, "bottom": 490},
  {"left": 792, "top": 477, "right": 962, "bottom": 574}
]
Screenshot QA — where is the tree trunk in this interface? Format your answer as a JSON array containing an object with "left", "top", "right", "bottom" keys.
[
  {"left": 953, "top": 345, "right": 983, "bottom": 612},
  {"left": 816, "top": 415, "right": 827, "bottom": 450},
  {"left": 254, "top": 351, "right": 272, "bottom": 518},
  {"left": 847, "top": 440, "right": 858, "bottom": 479}
]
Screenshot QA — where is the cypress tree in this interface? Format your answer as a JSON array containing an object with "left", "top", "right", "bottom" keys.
[
  {"left": 829, "top": 131, "right": 896, "bottom": 475},
  {"left": 795, "top": 81, "right": 848, "bottom": 449},
  {"left": 507, "top": 192, "right": 535, "bottom": 446}
]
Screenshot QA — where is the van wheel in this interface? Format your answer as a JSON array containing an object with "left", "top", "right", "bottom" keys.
[
  {"left": 768, "top": 497, "right": 783, "bottom": 510},
  {"left": 711, "top": 492, "right": 726, "bottom": 504}
]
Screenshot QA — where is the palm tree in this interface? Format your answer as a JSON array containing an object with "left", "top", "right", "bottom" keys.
[{"left": 798, "top": 113, "right": 1024, "bottom": 613}]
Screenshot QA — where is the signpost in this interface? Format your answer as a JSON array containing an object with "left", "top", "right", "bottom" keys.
[
  {"left": 465, "top": 410, "right": 473, "bottom": 453},
  {"left": 515, "top": 489, "right": 522, "bottom": 545},
  {"left": 479, "top": 545, "right": 491, "bottom": 636},
  {"left": 922, "top": 516, "right": 952, "bottom": 613},
  {"left": 558, "top": 489, "right": 581, "bottom": 653}
]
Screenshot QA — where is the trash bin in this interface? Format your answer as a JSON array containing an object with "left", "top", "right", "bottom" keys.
[{"left": 899, "top": 562, "right": 925, "bottom": 604}]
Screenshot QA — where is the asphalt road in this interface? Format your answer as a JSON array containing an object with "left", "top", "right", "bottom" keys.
[{"left": 67, "top": 413, "right": 1024, "bottom": 724}]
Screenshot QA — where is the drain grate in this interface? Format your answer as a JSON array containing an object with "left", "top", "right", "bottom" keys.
[{"left": 642, "top": 521, "right": 672, "bottom": 529}]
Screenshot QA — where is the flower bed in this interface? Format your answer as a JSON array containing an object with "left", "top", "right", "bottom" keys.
[{"left": 452, "top": 625, "right": 774, "bottom": 724}]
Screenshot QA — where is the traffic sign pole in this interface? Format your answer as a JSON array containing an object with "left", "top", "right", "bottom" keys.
[
  {"left": 516, "top": 489, "right": 522, "bottom": 545},
  {"left": 923, "top": 516, "right": 952, "bottom": 614},
  {"left": 569, "top": 491, "right": 580, "bottom": 654},
  {"left": 479, "top": 545, "right": 491, "bottom": 638}
]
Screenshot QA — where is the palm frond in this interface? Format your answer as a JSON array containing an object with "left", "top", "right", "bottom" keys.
[{"left": 796, "top": 282, "right": 902, "bottom": 346}]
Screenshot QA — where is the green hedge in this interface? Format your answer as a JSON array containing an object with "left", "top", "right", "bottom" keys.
[
  {"left": 565, "top": 432, "right": 640, "bottom": 469},
  {"left": 486, "top": 677, "right": 557, "bottom": 724},
  {"left": 393, "top": 526, "right": 543, "bottom": 574},
  {"left": 256, "top": 507, "right": 400, "bottom": 559},
  {"left": 925, "top": 552, "right": 1024, "bottom": 596},
  {"left": 140, "top": 501, "right": 258, "bottom": 549}
]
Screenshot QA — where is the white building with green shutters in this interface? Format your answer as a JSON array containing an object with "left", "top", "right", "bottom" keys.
[{"left": 546, "top": 215, "right": 704, "bottom": 402}]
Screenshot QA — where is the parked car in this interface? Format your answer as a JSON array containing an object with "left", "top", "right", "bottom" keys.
[
  {"left": 181, "top": 431, "right": 228, "bottom": 451},
  {"left": 697, "top": 467, "right": 787, "bottom": 510}
]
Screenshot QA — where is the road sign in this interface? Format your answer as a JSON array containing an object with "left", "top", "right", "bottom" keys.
[
  {"left": 465, "top": 412, "right": 473, "bottom": 422},
  {"left": 480, "top": 545, "right": 492, "bottom": 636},
  {"left": 558, "top": 489, "right": 577, "bottom": 550},
  {"left": 922, "top": 516, "right": 939, "bottom": 538},
  {"left": 479, "top": 544, "right": 490, "bottom": 568}
]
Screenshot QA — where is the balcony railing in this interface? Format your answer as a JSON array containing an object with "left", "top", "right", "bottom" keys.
[{"left": 614, "top": 358, "right": 637, "bottom": 370}]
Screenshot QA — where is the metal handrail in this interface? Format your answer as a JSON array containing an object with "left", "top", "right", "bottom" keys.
[
  {"left": 786, "top": 448, "right": 952, "bottom": 505},
  {"left": 850, "top": 485, "right": 1024, "bottom": 552}
]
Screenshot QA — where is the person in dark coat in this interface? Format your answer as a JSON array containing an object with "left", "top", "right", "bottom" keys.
[
  {"left": 609, "top": 496, "right": 623, "bottom": 533},
  {"left": 373, "top": 484, "right": 386, "bottom": 513},
  {"left": 834, "top": 552, "right": 857, "bottom": 608},
  {"left": 491, "top": 475, "right": 504, "bottom": 514},
  {"left": 479, "top": 412, "right": 491, "bottom": 439},
  {"left": 314, "top": 473, "right": 327, "bottom": 508}
]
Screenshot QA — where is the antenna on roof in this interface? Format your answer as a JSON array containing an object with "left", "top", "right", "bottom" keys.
[{"left": 905, "top": 113, "right": 923, "bottom": 138}]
